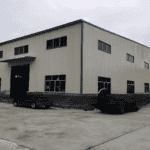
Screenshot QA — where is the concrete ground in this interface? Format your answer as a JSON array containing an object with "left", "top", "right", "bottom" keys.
[{"left": 0, "top": 101, "right": 150, "bottom": 150}]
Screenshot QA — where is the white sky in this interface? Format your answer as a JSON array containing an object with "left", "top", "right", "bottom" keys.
[{"left": 0, "top": 0, "right": 150, "bottom": 47}]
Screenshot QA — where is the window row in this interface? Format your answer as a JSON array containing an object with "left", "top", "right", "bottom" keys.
[
  {"left": 98, "top": 40, "right": 149, "bottom": 69},
  {"left": 14, "top": 45, "right": 28, "bottom": 55},
  {"left": 98, "top": 40, "right": 111, "bottom": 54},
  {"left": 126, "top": 53, "right": 149, "bottom": 69},
  {"left": 45, "top": 75, "right": 66, "bottom": 92},
  {"left": 13, "top": 36, "right": 67, "bottom": 56},
  {"left": 0, "top": 75, "right": 149, "bottom": 94},
  {"left": 98, "top": 77, "right": 150, "bottom": 94},
  {"left": 47, "top": 36, "right": 67, "bottom": 50}
]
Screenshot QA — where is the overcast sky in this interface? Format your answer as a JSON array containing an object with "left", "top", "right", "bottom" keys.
[{"left": 0, "top": 0, "right": 150, "bottom": 47}]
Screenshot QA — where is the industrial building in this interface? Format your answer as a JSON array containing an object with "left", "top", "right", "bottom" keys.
[{"left": 0, "top": 19, "right": 149, "bottom": 97}]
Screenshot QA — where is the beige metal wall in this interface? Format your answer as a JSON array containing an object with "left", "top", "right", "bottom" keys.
[
  {"left": 83, "top": 22, "right": 150, "bottom": 94},
  {"left": 0, "top": 23, "right": 81, "bottom": 94}
]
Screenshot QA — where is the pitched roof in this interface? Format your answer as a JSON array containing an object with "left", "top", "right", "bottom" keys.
[{"left": 0, "top": 19, "right": 149, "bottom": 48}]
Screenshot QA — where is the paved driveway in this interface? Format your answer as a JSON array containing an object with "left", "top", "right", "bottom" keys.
[{"left": 0, "top": 102, "right": 150, "bottom": 150}]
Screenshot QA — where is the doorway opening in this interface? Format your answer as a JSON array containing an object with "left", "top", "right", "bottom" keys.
[{"left": 10, "top": 64, "right": 30, "bottom": 98}]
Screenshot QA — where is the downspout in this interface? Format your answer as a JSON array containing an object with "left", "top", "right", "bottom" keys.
[{"left": 80, "top": 22, "right": 84, "bottom": 95}]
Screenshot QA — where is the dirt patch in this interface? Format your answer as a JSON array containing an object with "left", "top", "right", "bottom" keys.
[
  {"left": 57, "top": 132, "right": 67, "bottom": 139},
  {"left": 15, "top": 130, "right": 37, "bottom": 141},
  {"left": 9, "top": 127, "right": 17, "bottom": 130},
  {"left": 16, "top": 134, "right": 31, "bottom": 140},
  {"left": 42, "top": 131, "right": 67, "bottom": 138}
]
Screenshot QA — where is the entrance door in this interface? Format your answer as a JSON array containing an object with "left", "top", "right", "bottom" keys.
[{"left": 10, "top": 64, "right": 30, "bottom": 99}]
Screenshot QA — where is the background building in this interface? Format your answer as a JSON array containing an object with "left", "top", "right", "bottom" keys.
[{"left": 0, "top": 19, "right": 149, "bottom": 96}]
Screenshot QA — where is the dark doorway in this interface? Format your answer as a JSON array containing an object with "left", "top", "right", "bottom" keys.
[{"left": 10, "top": 64, "right": 30, "bottom": 99}]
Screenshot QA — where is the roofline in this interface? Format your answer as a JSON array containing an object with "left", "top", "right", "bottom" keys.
[
  {"left": 83, "top": 20, "right": 150, "bottom": 49},
  {"left": 0, "top": 19, "right": 149, "bottom": 48},
  {"left": 0, "top": 19, "right": 83, "bottom": 46}
]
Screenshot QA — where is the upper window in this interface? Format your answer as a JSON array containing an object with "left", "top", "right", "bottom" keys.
[
  {"left": 14, "top": 45, "right": 28, "bottom": 55},
  {"left": 0, "top": 51, "right": 3, "bottom": 58},
  {"left": 98, "top": 40, "right": 111, "bottom": 54},
  {"left": 126, "top": 53, "right": 134, "bottom": 63},
  {"left": 47, "top": 36, "right": 67, "bottom": 50},
  {"left": 144, "top": 62, "right": 149, "bottom": 69}
]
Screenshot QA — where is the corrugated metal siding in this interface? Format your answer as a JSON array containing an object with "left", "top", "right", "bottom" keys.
[
  {"left": 83, "top": 22, "right": 150, "bottom": 94},
  {"left": 0, "top": 23, "right": 81, "bottom": 94}
]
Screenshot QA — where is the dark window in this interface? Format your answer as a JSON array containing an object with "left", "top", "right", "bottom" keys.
[
  {"left": 53, "top": 75, "right": 59, "bottom": 80},
  {"left": 108, "top": 45, "right": 111, "bottom": 54},
  {"left": 103, "top": 77, "right": 107, "bottom": 82},
  {"left": 98, "top": 76, "right": 111, "bottom": 93},
  {"left": 0, "top": 51, "right": 3, "bottom": 58},
  {"left": 54, "top": 38, "right": 60, "bottom": 48},
  {"left": 55, "top": 81, "right": 60, "bottom": 92},
  {"left": 98, "top": 82, "right": 104, "bottom": 90},
  {"left": 59, "top": 75, "right": 66, "bottom": 80},
  {"left": 98, "top": 76, "right": 103, "bottom": 82},
  {"left": 107, "top": 78, "right": 110, "bottom": 82},
  {"left": 14, "top": 45, "right": 28, "bottom": 55},
  {"left": 127, "top": 80, "right": 134, "bottom": 94},
  {"left": 126, "top": 53, "right": 134, "bottom": 63},
  {"left": 45, "top": 88, "right": 49, "bottom": 92},
  {"left": 24, "top": 46, "right": 28, "bottom": 53},
  {"left": 144, "top": 62, "right": 149, "bottom": 69},
  {"left": 19, "top": 47, "right": 24, "bottom": 54},
  {"left": 60, "top": 81, "right": 65, "bottom": 92},
  {"left": 106, "top": 45, "right": 109, "bottom": 53},
  {"left": 98, "top": 40, "right": 111, "bottom": 54},
  {"left": 50, "top": 81, "right": 55, "bottom": 91},
  {"left": 45, "top": 81, "right": 50, "bottom": 90},
  {"left": 60, "top": 36, "right": 67, "bottom": 46},
  {"left": 103, "top": 43, "right": 106, "bottom": 52},
  {"left": 98, "top": 41, "right": 102, "bottom": 50},
  {"left": 127, "top": 82, "right": 129, "bottom": 93},
  {"left": 108, "top": 83, "right": 111, "bottom": 93},
  {"left": 47, "top": 36, "right": 67, "bottom": 50},
  {"left": 45, "top": 76, "right": 51, "bottom": 80},
  {"left": 46, "top": 81, "right": 49, "bottom": 86},
  {"left": 144, "top": 83, "right": 149, "bottom": 93},
  {"left": 15, "top": 48, "right": 18, "bottom": 55},
  {"left": 14, "top": 48, "right": 19, "bottom": 55},
  {"left": 47, "top": 40, "right": 53, "bottom": 49},
  {"left": 105, "top": 83, "right": 107, "bottom": 89},
  {"left": 45, "top": 75, "right": 66, "bottom": 92},
  {"left": 126, "top": 54, "right": 129, "bottom": 61}
]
